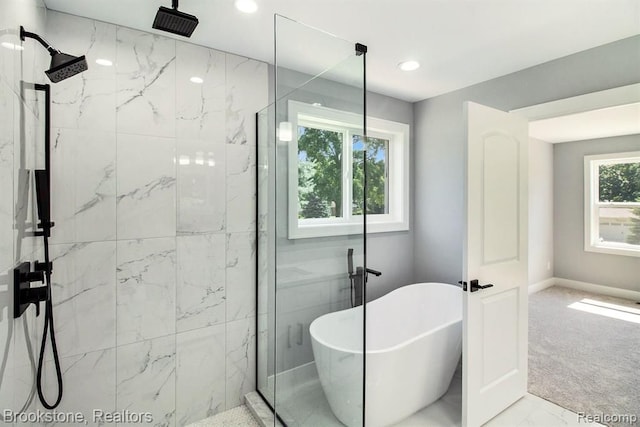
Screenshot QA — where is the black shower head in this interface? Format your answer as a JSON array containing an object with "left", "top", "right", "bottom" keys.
[
  {"left": 20, "top": 26, "right": 88, "bottom": 83},
  {"left": 45, "top": 52, "right": 88, "bottom": 83},
  {"left": 153, "top": 0, "right": 199, "bottom": 37}
]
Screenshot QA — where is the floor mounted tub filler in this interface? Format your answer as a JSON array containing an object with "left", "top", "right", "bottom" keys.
[{"left": 310, "top": 282, "right": 462, "bottom": 427}]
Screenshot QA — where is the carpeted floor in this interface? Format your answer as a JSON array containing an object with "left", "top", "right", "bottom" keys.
[{"left": 528, "top": 286, "right": 640, "bottom": 427}]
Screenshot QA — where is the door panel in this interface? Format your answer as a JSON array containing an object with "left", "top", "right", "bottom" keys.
[{"left": 463, "top": 102, "right": 528, "bottom": 427}]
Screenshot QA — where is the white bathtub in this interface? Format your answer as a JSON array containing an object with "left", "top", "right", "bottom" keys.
[{"left": 310, "top": 282, "right": 462, "bottom": 427}]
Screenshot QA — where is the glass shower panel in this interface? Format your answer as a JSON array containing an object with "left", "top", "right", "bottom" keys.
[{"left": 273, "top": 15, "right": 365, "bottom": 426}]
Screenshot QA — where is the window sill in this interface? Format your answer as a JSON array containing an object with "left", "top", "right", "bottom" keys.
[
  {"left": 289, "top": 219, "right": 409, "bottom": 239},
  {"left": 585, "top": 243, "right": 640, "bottom": 258}
]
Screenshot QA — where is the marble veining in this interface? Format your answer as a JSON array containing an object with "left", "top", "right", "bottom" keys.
[
  {"left": 48, "top": 241, "right": 117, "bottom": 358},
  {"left": 226, "top": 144, "right": 256, "bottom": 233},
  {"left": 46, "top": 12, "right": 117, "bottom": 132},
  {"left": 176, "top": 325, "right": 226, "bottom": 425},
  {"left": 116, "top": 27, "right": 176, "bottom": 138},
  {"left": 116, "top": 238, "right": 176, "bottom": 345},
  {"left": 225, "top": 55, "right": 268, "bottom": 146},
  {"left": 226, "top": 233, "right": 256, "bottom": 321},
  {"left": 42, "top": 349, "right": 116, "bottom": 426},
  {"left": 116, "top": 134, "right": 176, "bottom": 240},
  {"left": 116, "top": 336, "right": 176, "bottom": 427},
  {"left": 226, "top": 317, "right": 256, "bottom": 409},
  {"left": 50, "top": 128, "right": 117, "bottom": 244},
  {"left": 177, "top": 234, "right": 226, "bottom": 332},
  {"left": 176, "top": 42, "right": 225, "bottom": 140}
]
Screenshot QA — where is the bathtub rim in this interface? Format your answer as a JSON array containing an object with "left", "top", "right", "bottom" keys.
[{"left": 309, "top": 282, "right": 462, "bottom": 355}]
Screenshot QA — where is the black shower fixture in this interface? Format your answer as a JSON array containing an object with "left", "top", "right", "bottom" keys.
[
  {"left": 153, "top": 0, "right": 199, "bottom": 37},
  {"left": 20, "top": 26, "right": 88, "bottom": 83}
]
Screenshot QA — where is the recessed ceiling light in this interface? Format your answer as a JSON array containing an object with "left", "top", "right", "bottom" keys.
[
  {"left": 95, "top": 58, "right": 113, "bottom": 66},
  {"left": 235, "top": 0, "right": 258, "bottom": 13},
  {"left": 398, "top": 60, "right": 420, "bottom": 71},
  {"left": 190, "top": 76, "right": 204, "bottom": 84},
  {"left": 1, "top": 42, "right": 24, "bottom": 51}
]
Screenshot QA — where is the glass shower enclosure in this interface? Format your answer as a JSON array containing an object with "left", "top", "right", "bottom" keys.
[{"left": 256, "top": 15, "right": 367, "bottom": 426}]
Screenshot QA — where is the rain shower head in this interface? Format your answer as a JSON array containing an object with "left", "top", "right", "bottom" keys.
[
  {"left": 20, "top": 26, "right": 88, "bottom": 83},
  {"left": 46, "top": 52, "right": 88, "bottom": 83},
  {"left": 153, "top": 0, "right": 199, "bottom": 38}
]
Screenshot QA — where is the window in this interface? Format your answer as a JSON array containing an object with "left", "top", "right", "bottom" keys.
[
  {"left": 287, "top": 101, "right": 409, "bottom": 239},
  {"left": 584, "top": 151, "right": 640, "bottom": 257}
]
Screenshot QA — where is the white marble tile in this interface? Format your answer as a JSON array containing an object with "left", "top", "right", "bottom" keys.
[
  {"left": 116, "top": 133, "right": 176, "bottom": 240},
  {"left": 256, "top": 231, "right": 269, "bottom": 316},
  {"left": 0, "top": 79, "right": 14, "bottom": 168},
  {"left": 116, "top": 27, "right": 175, "bottom": 138},
  {"left": 48, "top": 241, "right": 116, "bottom": 358},
  {"left": 0, "top": 81, "right": 14, "bottom": 273},
  {"left": 177, "top": 139, "right": 225, "bottom": 235},
  {"left": 116, "top": 237, "right": 176, "bottom": 346},
  {"left": 176, "top": 234, "right": 226, "bottom": 332},
  {"left": 49, "top": 127, "right": 75, "bottom": 244},
  {"left": 225, "top": 317, "right": 256, "bottom": 410},
  {"left": 13, "top": 102, "right": 41, "bottom": 261},
  {"left": 10, "top": 312, "right": 39, "bottom": 417},
  {"left": 225, "top": 55, "right": 268, "bottom": 146},
  {"left": 50, "top": 128, "right": 116, "bottom": 244},
  {"left": 41, "top": 348, "right": 116, "bottom": 426},
  {"left": 47, "top": 12, "right": 117, "bottom": 132},
  {"left": 226, "top": 144, "right": 256, "bottom": 233},
  {"left": 176, "top": 42, "right": 225, "bottom": 141},
  {"left": 226, "top": 233, "right": 256, "bottom": 321},
  {"left": 116, "top": 335, "right": 176, "bottom": 427},
  {"left": 52, "top": 76, "right": 116, "bottom": 133},
  {"left": 176, "top": 324, "right": 226, "bottom": 425}
]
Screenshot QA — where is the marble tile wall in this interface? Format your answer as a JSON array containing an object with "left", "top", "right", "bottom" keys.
[
  {"left": 0, "top": 0, "right": 49, "bottom": 426},
  {"left": 28, "top": 10, "right": 267, "bottom": 426}
]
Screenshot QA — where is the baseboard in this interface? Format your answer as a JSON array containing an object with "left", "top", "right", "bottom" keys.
[
  {"left": 528, "top": 278, "right": 555, "bottom": 294},
  {"left": 553, "top": 277, "right": 640, "bottom": 301}
]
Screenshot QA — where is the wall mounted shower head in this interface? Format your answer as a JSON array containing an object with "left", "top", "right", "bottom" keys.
[
  {"left": 153, "top": 0, "right": 199, "bottom": 38},
  {"left": 20, "top": 26, "right": 88, "bottom": 83}
]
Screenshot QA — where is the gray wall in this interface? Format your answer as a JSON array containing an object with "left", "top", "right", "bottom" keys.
[
  {"left": 365, "top": 92, "right": 415, "bottom": 299},
  {"left": 554, "top": 134, "right": 640, "bottom": 291},
  {"left": 274, "top": 68, "right": 415, "bottom": 300},
  {"left": 529, "top": 138, "right": 554, "bottom": 286},
  {"left": 413, "top": 35, "right": 640, "bottom": 286}
]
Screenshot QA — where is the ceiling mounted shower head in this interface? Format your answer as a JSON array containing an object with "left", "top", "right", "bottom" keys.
[
  {"left": 153, "top": 0, "right": 199, "bottom": 38},
  {"left": 20, "top": 26, "right": 88, "bottom": 83}
]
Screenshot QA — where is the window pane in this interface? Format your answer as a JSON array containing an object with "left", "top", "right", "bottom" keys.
[
  {"left": 297, "top": 126, "right": 343, "bottom": 219},
  {"left": 599, "top": 206, "right": 640, "bottom": 246},
  {"left": 352, "top": 135, "right": 389, "bottom": 215},
  {"left": 598, "top": 162, "right": 640, "bottom": 202}
]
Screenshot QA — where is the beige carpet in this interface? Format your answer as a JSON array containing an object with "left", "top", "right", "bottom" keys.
[{"left": 528, "top": 286, "right": 640, "bottom": 427}]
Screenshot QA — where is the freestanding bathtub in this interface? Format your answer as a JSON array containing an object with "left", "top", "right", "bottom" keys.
[{"left": 309, "top": 282, "right": 462, "bottom": 427}]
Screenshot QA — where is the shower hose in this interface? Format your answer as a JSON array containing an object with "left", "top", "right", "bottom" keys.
[{"left": 36, "top": 232, "right": 63, "bottom": 409}]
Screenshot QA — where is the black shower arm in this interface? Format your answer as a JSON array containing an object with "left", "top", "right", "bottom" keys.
[
  {"left": 20, "top": 26, "right": 59, "bottom": 56},
  {"left": 172, "top": 0, "right": 179, "bottom": 9}
]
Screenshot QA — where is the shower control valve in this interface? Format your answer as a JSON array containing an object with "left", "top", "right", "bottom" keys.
[{"left": 13, "top": 262, "right": 50, "bottom": 318}]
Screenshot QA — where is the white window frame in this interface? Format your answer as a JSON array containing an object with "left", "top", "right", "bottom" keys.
[
  {"left": 287, "top": 100, "right": 410, "bottom": 239},
  {"left": 584, "top": 151, "right": 640, "bottom": 258}
]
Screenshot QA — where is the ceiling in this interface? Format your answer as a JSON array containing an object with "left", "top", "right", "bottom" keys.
[
  {"left": 43, "top": 0, "right": 640, "bottom": 102},
  {"left": 530, "top": 103, "right": 640, "bottom": 143}
]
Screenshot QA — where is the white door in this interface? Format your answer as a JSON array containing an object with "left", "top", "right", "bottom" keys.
[{"left": 462, "top": 102, "right": 529, "bottom": 427}]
